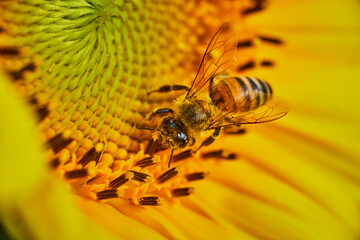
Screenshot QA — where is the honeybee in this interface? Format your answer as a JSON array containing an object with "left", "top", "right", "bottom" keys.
[{"left": 140, "top": 23, "right": 288, "bottom": 167}]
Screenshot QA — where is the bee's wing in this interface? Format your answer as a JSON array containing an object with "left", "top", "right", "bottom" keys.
[
  {"left": 210, "top": 95, "right": 290, "bottom": 128},
  {"left": 186, "top": 23, "right": 238, "bottom": 99}
]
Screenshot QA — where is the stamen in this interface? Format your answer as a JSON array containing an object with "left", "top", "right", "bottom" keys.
[
  {"left": 0, "top": 47, "right": 19, "bottom": 55},
  {"left": 145, "top": 139, "right": 158, "bottom": 155},
  {"left": 49, "top": 158, "right": 60, "bottom": 169},
  {"left": 96, "top": 189, "right": 118, "bottom": 200},
  {"left": 258, "top": 35, "right": 284, "bottom": 45},
  {"left": 139, "top": 196, "right": 162, "bottom": 206},
  {"left": 172, "top": 187, "right": 194, "bottom": 197},
  {"left": 157, "top": 166, "right": 182, "bottom": 184},
  {"left": 109, "top": 172, "right": 134, "bottom": 189},
  {"left": 260, "top": 60, "right": 274, "bottom": 67},
  {"left": 47, "top": 131, "right": 73, "bottom": 153},
  {"left": 64, "top": 169, "right": 89, "bottom": 179},
  {"left": 28, "top": 97, "right": 39, "bottom": 106},
  {"left": 145, "top": 138, "right": 167, "bottom": 155},
  {"left": 238, "top": 61, "right": 255, "bottom": 71},
  {"left": 241, "top": 0, "right": 267, "bottom": 15},
  {"left": 173, "top": 149, "right": 193, "bottom": 162},
  {"left": 129, "top": 170, "right": 153, "bottom": 183},
  {"left": 35, "top": 106, "right": 49, "bottom": 122},
  {"left": 186, "top": 172, "right": 209, "bottom": 181},
  {"left": 10, "top": 62, "right": 36, "bottom": 81},
  {"left": 134, "top": 156, "right": 159, "bottom": 168},
  {"left": 201, "top": 150, "right": 238, "bottom": 160},
  {"left": 223, "top": 127, "right": 246, "bottom": 135},
  {"left": 78, "top": 142, "right": 104, "bottom": 167},
  {"left": 236, "top": 40, "right": 253, "bottom": 48}
]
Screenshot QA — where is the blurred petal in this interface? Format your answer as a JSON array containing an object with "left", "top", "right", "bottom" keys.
[{"left": 0, "top": 71, "right": 117, "bottom": 239}]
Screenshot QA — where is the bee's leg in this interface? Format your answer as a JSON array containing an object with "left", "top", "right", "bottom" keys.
[
  {"left": 196, "top": 127, "right": 222, "bottom": 151},
  {"left": 168, "top": 148, "right": 175, "bottom": 168},
  {"left": 148, "top": 107, "right": 175, "bottom": 120},
  {"left": 148, "top": 85, "right": 189, "bottom": 94}
]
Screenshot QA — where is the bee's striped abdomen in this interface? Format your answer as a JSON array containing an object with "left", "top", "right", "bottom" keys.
[
  {"left": 210, "top": 74, "right": 273, "bottom": 112},
  {"left": 234, "top": 76, "right": 272, "bottom": 110}
]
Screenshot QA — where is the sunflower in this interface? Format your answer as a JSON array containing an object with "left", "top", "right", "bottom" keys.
[{"left": 0, "top": 0, "right": 360, "bottom": 239}]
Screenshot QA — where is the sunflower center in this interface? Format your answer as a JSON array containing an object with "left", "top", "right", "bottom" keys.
[{"left": 0, "top": 0, "right": 281, "bottom": 207}]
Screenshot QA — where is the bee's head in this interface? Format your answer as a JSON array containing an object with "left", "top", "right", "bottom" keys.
[{"left": 160, "top": 117, "right": 191, "bottom": 149}]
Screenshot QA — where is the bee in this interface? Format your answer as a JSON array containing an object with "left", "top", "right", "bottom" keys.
[{"left": 139, "top": 23, "right": 288, "bottom": 167}]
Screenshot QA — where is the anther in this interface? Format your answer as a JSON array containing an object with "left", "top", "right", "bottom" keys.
[
  {"left": 36, "top": 106, "right": 49, "bottom": 122},
  {"left": 139, "top": 196, "right": 162, "bottom": 206},
  {"left": 49, "top": 158, "right": 60, "bottom": 169},
  {"left": 260, "top": 60, "right": 274, "bottom": 67},
  {"left": 173, "top": 149, "right": 193, "bottom": 162},
  {"left": 145, "top": 139, "right": 158, "bottom": 155},
  {"left": 109, "top": 172, "right": 134, "bottom": 189},
  {"left": 238, "top": 61, "right": 255, "bottom": 71},
  {"left": 257, "top": 35, "right": 284, "bottom": 45},
  {"left": 236, "top": 40, "right": 253, "bottom": 48},
  {"left": 172, "top": 187, "right": 194, "bottom": 197},
  {"left": 223, "top": 127, "right": 246, "bottom": 135},
  {"left": 201, "top": 150, "right": 238, "bottom": 160},
  {"left": 157, "top": 166, "right": 182, "bottom": 184},
  {"left": 10, "top": 62, "right": 36, "bottom": 81},
  {"left": 135, "top": 156, "right": 159, "bottom": 168},
  {"left": 64, "top": 169, "right": 89, "bottom": 179},
  {"left": 186, "top": 172, "right": 209, "bottom": 181},
  {"left": 129, "top": 171, "right": 153, "bottom": 183},
  {"left": 47, "top": 131, "right": 73, "bottom": 153},
  {"left": 0, "top": 47, "right": 19, "bottom": 56},
  {"left": 96, "top": 189, "right": 119, "bottom": 200},
  {"left": 242, "top": 0, "right": 267, "bottom": 15},
  {"left": 78, "top": 142, "right": 104, "bottom": 167}
]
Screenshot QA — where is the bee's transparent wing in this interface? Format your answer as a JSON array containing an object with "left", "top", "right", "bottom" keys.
[
  {"left": 186, "top": 23, "right": 238, "bottom": 99},
  {"left": 210, "top": 95, "right": 290, "bottom": 128}
]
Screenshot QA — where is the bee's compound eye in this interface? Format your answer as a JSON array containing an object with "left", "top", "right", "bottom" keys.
[{"left": 177, "top": 132, "right": 189, "bottom": 148}]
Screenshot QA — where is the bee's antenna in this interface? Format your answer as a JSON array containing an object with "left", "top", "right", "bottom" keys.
[
  {"left": 136, "top": 126, "right": 165, "bottom": 135},
  {"left": 136, "top": 126, "right": 157, "bottom": 131},
  {"left": 168, "top": 148, "right": 175, "bottom": 168}
]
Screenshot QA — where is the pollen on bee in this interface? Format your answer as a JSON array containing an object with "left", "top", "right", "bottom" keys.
[
  {"left": 157, "top": 166, "right": 182, "bottom": 184},
  {"left": 172, "top": 187, "right": 194, "bottom": 197}
]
